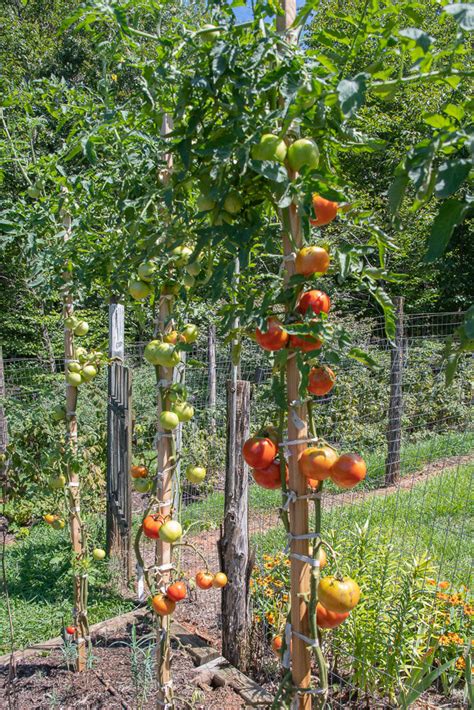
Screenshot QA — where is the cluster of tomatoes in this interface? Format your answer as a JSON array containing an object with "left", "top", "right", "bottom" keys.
[
  {"left": 243, "top": 429, "right": 366, "bottom": 492},
  {"left": 272, "top": 551, "right": 361, "bottom": 654},
  {"left": 142, "top": 512, "right": 183, "bottom": 544},
  {"left": 151, "top": 571, "right": 228, "bottom": 616}
]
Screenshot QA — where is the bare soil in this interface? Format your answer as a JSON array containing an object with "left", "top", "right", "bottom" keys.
[{"left": 0, "top": 614, "right": 244, "bottom": 710}]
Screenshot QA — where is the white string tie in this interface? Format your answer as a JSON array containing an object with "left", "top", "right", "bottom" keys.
[
  {"left": 290, "top": 553, "right": 320, "bottom": 567},
  {"left": 282, "top": 623, "right": 292, "bottom": 669},
  {"left": 292, "top": 628, "right": 319, "bottom": 648}
]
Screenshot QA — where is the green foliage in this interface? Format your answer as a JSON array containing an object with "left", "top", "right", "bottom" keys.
[
  {"left": 251, "top": 465, "right": 473, "bottom": 700},
  {"left": 0, "top": 521, "right": 134, "bottom": 654}
]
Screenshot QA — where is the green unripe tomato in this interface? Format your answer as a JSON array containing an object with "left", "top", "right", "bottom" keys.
[
  {"left": 287, "top": 138, "right": 320, "bottom": 172},
  {"left": 160, "top": 280, "right": 180, "bottom": 296},
  {"left": 74, "top": 321, "right": 89, "bottom": 337},
  {"left": 81, "top": 364, "right": 98, "bottom": 382},
  {"left": 64, "top": 316, "right": 79, "bottom": 331},
  {"left": 197, "top": 193, "right": 216, "bottom": 212},
  {"left": 144, "top": 341, "right": 181, "bottom": 367},
  {"left": 49, "top": 474, "right": 66, "bottom": 490},
  {"left": 181, "top": 324, "right": 199, "bottom": 344},
  {"left": 129, "top": 279, "right": 152, "bottom": 300},
  {"left": 92, "top": 548, "right": 106, "bottom": 561},
  {"left": 133, "top": 478, "right": 152, "bottom": 493},
  {"left": 185, "top": 261, "right": 201, "bottom": 277},
  {"left": 197, "top": 24, "right": 222, "bottom": 43},
  {"left": 52, "top": 405, "right": 67, "bottom": 422},
  {"left": 158, "top": 520, "right": 182, "bottom": 543},
  {"left": 68, "top": 361, "right": 81, "bottom": 374},
  {"left": 66, "top": 371, "right": 82, "bottom": 387},
  {"left": 137, "top": 261, "right": 157, "bottom": 283},
  {"left": 159, "top": 411, "right": 180, "bottom": 431},
  {"left": 223, "top": 191, "right": 243, "bottom": 215},
  {"left": 183, "top": 273, "right": 195, "bottom": 289},
  {"left": 185, "top": 465, "right": 206, "bottom": 484},
  {"left": 251, "top": 134, "right": 287, "bottom": 162},
  {"left": 172, "top": 402, "right": 194, "bottom": 423},
  {"left": 172, "top": 246, "right": 193, "bottom": 266}
]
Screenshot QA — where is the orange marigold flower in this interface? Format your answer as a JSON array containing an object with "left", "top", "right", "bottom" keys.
[
  {"left": 437, "top": 593, "right": 450, "bottom": 602},
  {"left": 455, "top": 657, "right": 466, "bottom": 671},
  {"left": 438, "top": 581, "right": 450, "bottom": 590},
  {"left": 426, "top": 578, "right": 436, "bottom": 586},
  {"left": 266, "top": 612, "right": 275, "bottom": 624},
  {"left": 438, "top": 635, "right": 450, "bottom": 646},
  {"left": 282, "top": 594, "right": 289, "bottom": 603},
  {"left": 463, "top": 604, "right": 474, "bottom": 616}
]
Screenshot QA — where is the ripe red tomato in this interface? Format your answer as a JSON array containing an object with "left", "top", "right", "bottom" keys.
[
  {"left": 318, "top": 576, "right": 360, "bottom": 613},
  {"left": 255, "top": 317, "right": 289, "bottom": 351},
  {"left": 65, "top": 626, "right": 76, "bottom": 635},
  {"left": 316, "top": 602, "right": 349, "bottom": 629},
  {"left": 297, "top": 290, "right": 330, "bottom": 316},
  {"left": 152, "top": 594, "right": 176, "bottom": 616},
  {"left": 289, "top": 323, "right": 323, "bottom": 352},
  {"left": 252, "top": 460, "right": 286, "bottom": 489},
  {"left": 310, "top": 195, "right": 338, "bottom": 227},
  {"left": 143, "top": 514, "right": 163, "bottom": 539},
  {"left": 196, "top": 571, "right": 214, "bottom": 590},
  {"left": 295, "top": 246, "right": 330, "bottom": 276},
  {"left": 308, "top": 366, "right": 335, "bottom": 396},
  {"left": 243, "top": 436, "right": 277, "bottom": 469},
  {"left": 330, "top": 453, "right": 367, "bottom": 489},
  {"left": 298, "top": 446, "right": 338, "bottom": 481},
  {"left": 166, "top": 581, "right": 187, "bottom": 602}
]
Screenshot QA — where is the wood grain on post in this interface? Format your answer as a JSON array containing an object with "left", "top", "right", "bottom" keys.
[
  {"left": 62, "top": 199, "right": 86, "bottom": 671},
  {"left": 0, "top": 347, "right": 8, "bottom": 500},
  {"left": 155, "top": 113, "right": 174, "bottom": 707},
  {"left": 220, "top": 378, "right": 252, "bottom": 671},
  {"left": 277, "top": 1, "right": 312, "bottom": 705}
]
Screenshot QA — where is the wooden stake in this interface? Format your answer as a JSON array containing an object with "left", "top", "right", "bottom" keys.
[
  {"left": 155, "top": 113, "right": 174, "bottom": 709},
  {"left": 62, "top": 196, "right": 86, "bottom": 672},
  {"left": 0, "top": 347, "right": 8, "bottom": 502},
  {"left": 278, "top": 1, "right": 312, "bottom": 706}
]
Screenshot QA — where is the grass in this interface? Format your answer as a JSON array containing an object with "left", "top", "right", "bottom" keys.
[
  {"left": 252, "top": 463, "right": 473, "bottom": 587},
  {"left": 0, "top": 522, "right": 136, "bottom": 655},
  {"left": 179, "top": 429, "right": 474, "bottom": 531}
]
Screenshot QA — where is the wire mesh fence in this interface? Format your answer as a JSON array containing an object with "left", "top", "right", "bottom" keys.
[{"left": 2, "top": 310, "right": 472, "bottom": 706}]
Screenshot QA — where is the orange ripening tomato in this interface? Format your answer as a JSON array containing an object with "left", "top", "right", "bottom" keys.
[
  {"left": 131, "top": 464, "right": 148, "bottom": 479},
  {"left": 308, "top": 366, "right": 335, "bottom": 396},
  {"left": 317, "top": 546, "right": 327, "bottom": 569},
  {"left": 295, "top": 246, "right": 330, "bottom": 276},
  {"left": 166, "top": 581, "right": 187, "bottom": 602},
  {"left": 297, "top": 290, "right": 330, "bottom": 316},
  {"left": 252, "top": 460, "right": 287, "bottom": 489},
  {"left": 271, "top": 635, "right": 283, "bottom": 655},
  {"left": 142, "top": 514, "right": 163, "bottom": 539},
  {"left": 243, "top": 436, "right": 278, "bottom": 469},
  {"left": 316, "top": 602, "right": 349, "bottom": 629},
  {"left": 196, "top": 571, "right": 214, "bottom": 590},
  {"left": 289, "top": 322, "right": 323, "bottom": 352},
  {"left": 331, "top": 453, "right": 367, "bottom": 489},
  {"left": 298, "top": 446, "right": 338, "bottom": 481},
  {"left": 151, "top": 594, "right": 176, "bottom": 616},
  {"left": 212, "top": 572, "right": 228, "bottom": 588},
  {"left": 318, "top": 576, "right": 360, "bottom": 613},
  {"left": 255, "top": 317, "right": 289, "bottom": 351},
  {"left": 310, "top": 195, "right": 338, "bottom": 227}
]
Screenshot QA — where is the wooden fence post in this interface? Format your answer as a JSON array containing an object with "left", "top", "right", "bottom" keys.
[
  {"left": 0, "top": 347, "right": 8, "bottom": 500},
  {"left": 220, "top": 377, "right": 252, "bottom": 670},
  {"left": 208, "top": 324, "right": 217, "bottom": 437},
  {"left": 385, "top": 297, "right": 405, "bottom": 486}
]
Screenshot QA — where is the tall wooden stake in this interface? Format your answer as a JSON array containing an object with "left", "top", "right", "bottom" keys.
[
  {"left": 0, "top": 347, "right": 8, "bottom": 502},
  {"left": 278, "top": 2, "right": 312, "bottom": 706},
  {"left": 385, "top": 297, "right": 404, "bottom": 486},
  {"left": 155, "top": 113, "right": 175, "bottom": 708},
  {"left": 62, "top": 196, "right": 86, "bottom": 672}
]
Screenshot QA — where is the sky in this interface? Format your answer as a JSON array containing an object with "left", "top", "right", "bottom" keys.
[{"left": 232, "top": 0, "right": 307, "bottom": 23}]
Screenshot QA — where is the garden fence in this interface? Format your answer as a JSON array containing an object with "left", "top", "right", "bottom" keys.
[{"left": 2, "top": 310, "right": 472, "bottom": 706}]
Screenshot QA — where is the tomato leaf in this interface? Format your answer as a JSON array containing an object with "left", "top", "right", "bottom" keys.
[
  {"left": 424, "top": 199, "right": 470, "bottom": 262},
  {"left": 337, "top": 73, "right": 368, "bottom": 117},
  {"left": 347, "top": 347, "right": 379, "bottom": 370},
  {"left": 434, "top": 159, "right": 471, "bottom": 198}
]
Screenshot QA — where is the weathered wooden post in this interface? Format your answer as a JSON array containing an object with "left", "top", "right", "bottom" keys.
[
  {"left": 220, "top": 258, "right": 253, "bottom": 671},
  {"left": 385, "top": 297, "right": 404, "bottom": 486},
  {"left": 106, "top": 298, "right": 132, "bottom": 579},
  {"left": 62, "top": 194, "right": 87, "bottom": 672}
]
